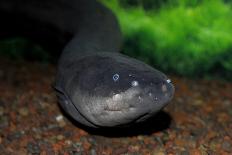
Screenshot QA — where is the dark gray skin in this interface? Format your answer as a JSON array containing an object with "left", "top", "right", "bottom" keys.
[{"left": 0, "top": 0, "right": 174, "bottom": 128}]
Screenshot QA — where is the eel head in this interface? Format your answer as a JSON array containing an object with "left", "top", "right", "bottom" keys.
[{"left": 60, "top": 53, "right": 174, "bottom": 127}]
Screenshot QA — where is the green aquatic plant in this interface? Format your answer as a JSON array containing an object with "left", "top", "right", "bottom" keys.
[{"left": 101, "top": 0, "right": 232, "bottom": 78}]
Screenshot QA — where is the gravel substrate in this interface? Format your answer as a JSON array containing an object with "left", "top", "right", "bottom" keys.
[{"left": 0, "top": 59, "right": 231, "bottom": 155}]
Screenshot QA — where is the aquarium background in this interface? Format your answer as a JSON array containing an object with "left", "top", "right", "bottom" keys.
[{"left": 1, "top": 0, "right": 232, "bottom": 79}]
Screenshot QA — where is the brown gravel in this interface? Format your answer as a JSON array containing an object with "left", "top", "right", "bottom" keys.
[{"left": 0, "top": 58, "right": 231, "bottom": 155}]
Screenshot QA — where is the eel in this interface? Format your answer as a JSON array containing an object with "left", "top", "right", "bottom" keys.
[{"left": 0, "top": 0, "right": 174, "bottom": 128}]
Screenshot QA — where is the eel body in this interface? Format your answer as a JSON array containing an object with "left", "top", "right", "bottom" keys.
[{"left": 0, "top": 0, "right": 174, "bottom": 127}]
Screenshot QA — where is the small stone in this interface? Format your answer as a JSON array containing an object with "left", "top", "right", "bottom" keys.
[
  {"left": 223, "top": 100, "right": 231, "bottom": 106},
  {"left": 90, "top": 149, "right": 97, "bottom": 155},
  {"left": 58, "top": 120, "right": 66, "bottom": 127},
  {"left": 57, "top": 135, "right": 64, "bottom": 141},
  {"left": 18, "top": 108, "right": 29, "bottom": 116},
  {"left": 40, "top": 151, "right": 47, "bottom": 155},
  {"left": 152, "top": 147, "right": 166, "bottom": 155},
  {"left": 193, "top": 99, "right": 203, "bottom": 106},
  {"left": 189, "top": 149, "right": 201, "bottom": 155},
  {"left": 46, "top": 124, "right": 59, "bottom": 130},
  {"left": 55, "top": 115, "right": 64, "bottom": 121},
  {"left": 217, "top": 112, "right": 230, "bottom": 122},
  {"left": 155, "top": 152, "right": 165, "bottom": 155},
  {"left": 180, "top": 150, "right": 189, "bottom": 155},
  {"left": 73, "top": 142, "right": 82, "bottom": 148},
  {"left": 82, "top": 141, "right": 91, "bottom": 150},
  {"left": 71, "top": 142, "right": 84, "bottom": 153},
  {"left": 0, "top": 116, "right": 9, "bottom": 128},
  {"left": 128, "top": 145, "right": 140, "bottom": 152},
  {"left": 114, "top": 147, "right": 128, "bottom": 154},
  {"left": 55, "top": 114, "right": 66, "bottom": 127},
  {"left": 174, "top": 139, "right": 186, "bottom": 146},
  {"left": 206, "top": 131, "right": 217, "bottom": 140},
  {"left": 137, "top": 135, "right": 144, "bottom": 140},
  {"left": 65, "top": 140, "right": 72, "bottom": 145},
  {"left": 228, "top": 108, "right": 232, "bottom": 116},
  {"left": 209, "top": 141, "right": 218, "bottom": 150},
  {"left": 16, "top": 149, "right": 27, "bottom": 155},
  {"left": 88, "top": 137, "right": 97, "bottom": 146},
  {"left": 27, "top": 142, "right": 41, "bottom": 154},
  {"left": 79, "top": 129, "right": 88, "bottom": 136},
  {"left": 221, "top": 140, "right": 231, "bottom": 152},
  {"left": 7, "top": 131, "right": 24, "bottom": 141},
  {"left": 0, "top": 106, "right": 4, "bottom": 116},
  {"left": 34, "top": 134, "right": 42, "bottom": 139},
  {"left": 63, "top": 131, "right": 73, "bottom": 138}
]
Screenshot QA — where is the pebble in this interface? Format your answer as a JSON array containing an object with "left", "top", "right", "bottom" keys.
[
  {"left": 46, "top": 124, "right": 59, "bottom": 130},
  {"left": 70, "top": 142, "right": 84, "bottom": 153},
  {"left": 48, "top": 136, "right": 58, "bottom": 144},
  {"left": 72, "top": 142, "right": 82, "bottom": 148},
  {"left": 18, "top": 107, "right": 29, "bottom": 116},
  {"left": 7, "top": 131, "right": 24, "bottom": 141},
  {"left": 137, "top": 136, "right": 144, "bottom": 141},
  {"left": 223, "top": 100, "right": 231, "bottom": 106},
  {"left": 189, "top": 149, "right": 201, "bottom": 155},
  {"left": 69, "top": 151, "right": 82, "bottom": 155},
  {"left": 34, "top": 134, "right": 42, "bottom": 139},
  {"left": 63, "top": 131, "right": 73, "bottom": 138},
  {"left": 221, "top": 140, "right": 231, "bottom": 152},
  {"left": 82, "top": 141, "right": 91, "bottom": 150},
  {"left": 0, "top": 100, "right": 5, "bottom": 106},
  {"left": 114, "top": 147, "right": 128, "bottom": 154},
  {"left": 128, "top": 145, "right": 140, "bottom": 152},
  {"left": 90, "top": 149, "right": 97, "bottom": 155},
  {"left": 65, "top": 140, "right": 72, "bottom": 145},
  {"left": 193, "top": 99, "right": 203, "bottom": 106},
  {"left": 153, "top": 152, "right": 165, "bottom": 155},
  {"left": 88, "top": 138, "right": 97, "bottom": 146},
  {"left": 175, "top": 139, "right": 186, "bottom": 146},
  {"left": 154, "top": 136, "right": 163, "bottom": 144},
  {"left": 55, "top": 114, "right": 66, "bottom": 127},
  {"left": 56, "top": 135, "right": 64, "bottom": 141},
  {"left": 0, "top": 106, "right": 4, "bottom": 116},
  {"left": 55, "top": 115, "right": 64, "bottom": 121},
  {"left": 27, "top": 142, "right": 41, "bottom": 154},
  {"left": 180, "top": 150, "right": 189, "bottom": 155},
  {"left": 152, "top": 147, "right": 166, "bottom": 155},
  {"left": 228, "top": 108, "right": 232, "bottom": 116},
  {"left": 0, "top": 116, "right": 8, "bottom": 128}
]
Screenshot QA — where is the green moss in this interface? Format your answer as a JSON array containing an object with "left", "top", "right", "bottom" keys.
[{"left": 101, "top": 0, "right": 232, "bottom": 78}]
